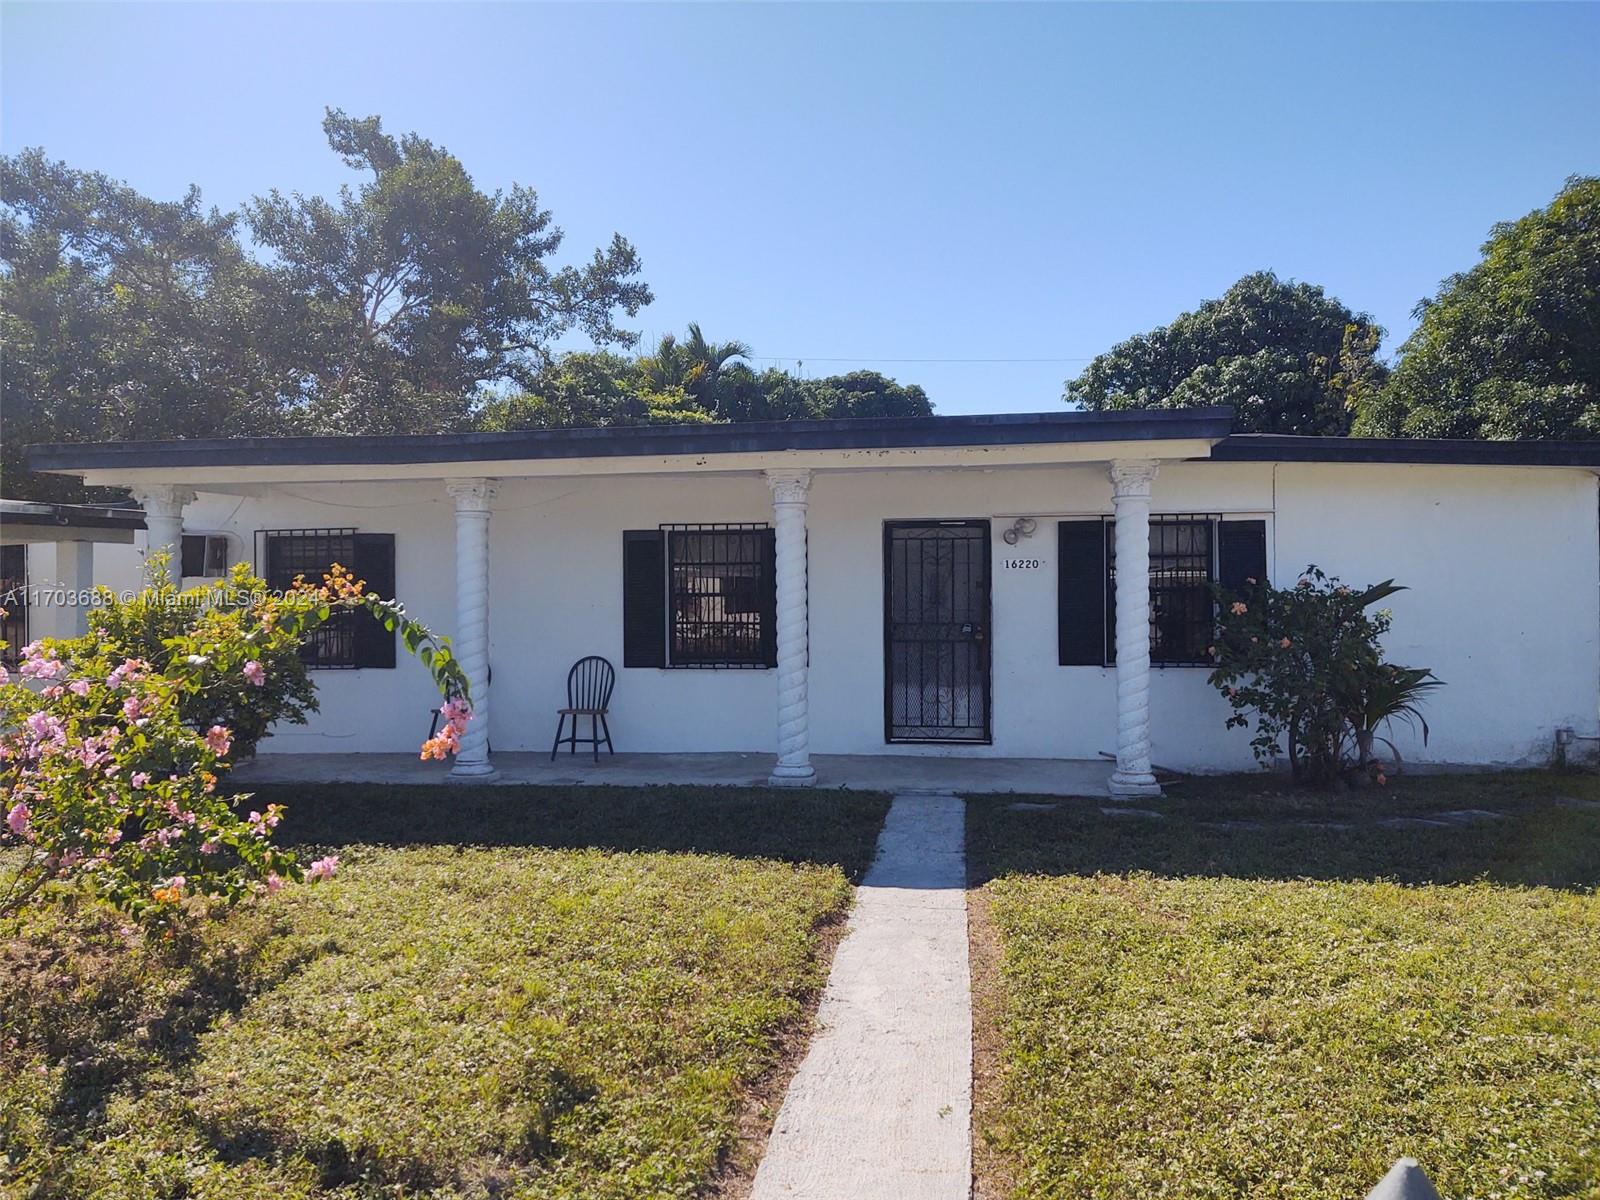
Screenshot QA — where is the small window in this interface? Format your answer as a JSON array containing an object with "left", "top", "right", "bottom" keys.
[
  {"left": 1059, "top": 517, "right": 1266, "bottom": 668},
  {"left": 181, "top": 534, "right": 231, "bottom": 579},
  {"left": 1, "top": 544, "right": 27, "bottom": 666},
  {"left": 256, "top": 529, "right": 396, "bottom": 669},
  {"left": 1106, "top": 515, "right": 1216, "bottom": 666},
  {"left": 666, "top": 525, "right": 774, "bottom": 667}
]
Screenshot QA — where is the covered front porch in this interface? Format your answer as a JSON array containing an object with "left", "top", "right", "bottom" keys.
[
  {"left": 31, "top": 409, "right": 1242, "bottom": 795},
  {"left": 231, "top": 750, "right": 1121, "bottom": 797}
]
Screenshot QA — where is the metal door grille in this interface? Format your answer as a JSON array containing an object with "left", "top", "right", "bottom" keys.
[{"left": 884, "top": 521, "right": 991, "bottom": 743}]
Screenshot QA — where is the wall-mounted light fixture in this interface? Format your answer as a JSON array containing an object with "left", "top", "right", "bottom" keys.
[{"left": 1001, "top": 517, "right": 1037, "bottom": 545}]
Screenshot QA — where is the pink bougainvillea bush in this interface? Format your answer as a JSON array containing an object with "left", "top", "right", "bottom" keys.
[{"left": 0, "top": 562, "right": 469, "bottom": 923}]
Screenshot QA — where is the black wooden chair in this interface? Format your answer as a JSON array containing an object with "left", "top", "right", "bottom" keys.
[{"left": 550, "top": 656, "right": 616, "bottom": 762}]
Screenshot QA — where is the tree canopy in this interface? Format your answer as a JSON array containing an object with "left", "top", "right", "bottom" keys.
[
  {"left": 1, "top": 115, "right": 938, "bottom": 500},
  {"left": 1064, "top": 272, "right": 1387, "bottom": 436},
  {"left": 0, "top": 110, "right": 652, "bottom": 498},
  {"left": 477, "top": 338, "right": 932, "bottom": 432},
  {"left": 1352, "top": 176, "right": 1600, "bottom": 440}
]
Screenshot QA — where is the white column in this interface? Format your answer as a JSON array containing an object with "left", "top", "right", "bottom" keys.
[
  {"left": 132, "top": 485, "right": 195, "bottom": 579},
  {"left": 447, "top": 478, "right": 498, "bottom": 780},
  {"left": 766, "top": 469, "right": 816, "bottom": 787},
  {"left": 1108, "top": 459, "right": 1161, "bottom": 799},
  {"left": 56, "top": 540, "right": 94, "bottom": 638}
]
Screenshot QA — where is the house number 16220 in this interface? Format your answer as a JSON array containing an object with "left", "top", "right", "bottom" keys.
[{"left": 1002, "top": 557, "right": 1042, "bottom": 570}]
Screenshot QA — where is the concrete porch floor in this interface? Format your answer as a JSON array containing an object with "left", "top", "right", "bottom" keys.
[{"left": 231, "top": 751, "right": 1115, "bottom": 797}]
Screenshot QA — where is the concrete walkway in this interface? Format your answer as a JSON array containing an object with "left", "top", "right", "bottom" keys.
[
  {"left": 233, "top": 750, "right": 1111, "bottom": 797},
  {"left": 751, "top": 793, "right": 971, "bottom": 1200}
]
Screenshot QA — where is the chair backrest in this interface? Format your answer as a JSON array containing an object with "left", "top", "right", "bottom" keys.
[{"left": 567, "top": 655, "right": 616, "bottom": 711}]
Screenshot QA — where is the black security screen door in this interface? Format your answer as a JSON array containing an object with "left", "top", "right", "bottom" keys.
[{"left": 884, "top": 521, "right": 992, "bottom": 743}]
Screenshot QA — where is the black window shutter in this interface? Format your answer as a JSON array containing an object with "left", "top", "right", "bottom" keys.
[
  {"left": 622, "top": 530, "right": 667, "bottom": 667},
  {"left": 1058, "top": 520, "right": 1107, "bottom": 666},
  {"left": 351, "top": 533, "right": 397, "bottom": 669},
  {"left": 1217, "top": 520, "right": 1268, "bottom": 596},
  {"left": 180, "top": 535, "right": 205, "bottom": 578},
  {"left": 760, "top": 527, "right": 778, "bottom": 668}
]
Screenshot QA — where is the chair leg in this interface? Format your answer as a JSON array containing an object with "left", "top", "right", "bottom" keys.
[
  {"left": 600, "top": 713, "right": 614, "bottom": 755},
  {"left": 550, "top": 714, "right": 565, "bottom": 762}
]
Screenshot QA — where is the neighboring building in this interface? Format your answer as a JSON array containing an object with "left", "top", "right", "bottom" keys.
[
  {"left": 0, "top": 499, "right": 147, "bottom": 649},
  {"left": 24, "top": 408, "right": 1600, "bottom": 792}
]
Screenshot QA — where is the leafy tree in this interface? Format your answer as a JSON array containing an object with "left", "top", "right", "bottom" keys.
[
  {"left": 477, "top": 352, "right": 711, "bottom": 431},
  {"left": 1354, "top": 176, "right": 1600, "bottom": 440},
  {"left": 2, "top": 110, "right": 655, "bottom": 498},
  {"left": 247, "top": 109, "right": 652, "bottom": 435},
  {"left": 714, "top": 365, "right": 933, "bottom": 422},
  {"left": 1065, "top": 272, "right": 1387, "bottom": 435},
  {"left": 803, "top": 370, "right": 933, "bottom": 420},
  {"left": 0, "top": 150, "right": 285, "bottom": 501}
]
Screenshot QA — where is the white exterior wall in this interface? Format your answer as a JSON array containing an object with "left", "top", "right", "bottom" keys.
[
  {"left": 2, "top": 539, "right": 145, "bottom": 643},
  {"left": 166, "top": 461, "right": 1599, "bottom": 770}
]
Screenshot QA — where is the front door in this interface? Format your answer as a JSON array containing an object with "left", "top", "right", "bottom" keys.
[{"left": 883, "top": 520, "right": 992, "bottom": 743}]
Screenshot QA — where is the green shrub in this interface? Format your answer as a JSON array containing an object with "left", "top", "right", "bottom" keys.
[{"left": 1208, "top": 566, "right": 1441, "bottom": 785}]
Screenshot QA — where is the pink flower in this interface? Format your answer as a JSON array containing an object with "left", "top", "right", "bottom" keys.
[
  {"left": 203, "top": 725, "right": 232, "bottom": 756},
  {"left": 122, "top": 695, "right": 146, "bottom": 723},
  {"left": 306, "top": 854, "right": 339, "bottom": 882},
  {"left": 264, "top": 872, "right": 283, "bottom": 895},
  {"left": 107, "top": 662, "right": 146, "bottom": 691},
  {"left": 1229, "top": 601, "right": 1248, "bottom": 616},
  {"left": 242, "top": 660, "right": 266, "bottom": 687},
  {"left": 131, "top": 772, "right": 150, "bottom": 789},
  {"left": 25, "top": 711, "right": 65, "bottom": 745},
  {"left": 68, "top": 678, "right": 91, "bottom": 696},
  {"left": 6, "top": 802, "right": 31, "bottom": 836},
  {"left": 1279, "top": 637, "right": 1292, "bottom": 649},
  {"left": 0, "top": 663, "right": 8, "bottom": 685},
  {"left": 200, "top": 839, "right": 220, "bottom": 855}
]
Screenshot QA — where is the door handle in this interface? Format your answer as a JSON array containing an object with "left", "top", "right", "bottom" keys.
[{"left": 962, "top": 623, "right": 985, "bottom": 643}]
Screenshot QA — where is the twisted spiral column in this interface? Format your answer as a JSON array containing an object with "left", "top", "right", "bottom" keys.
[
  {"left": 131, "top": 485, "right": 196, "bottom": 575},
  {"left": 1109, "top": 459, "right": 1162, "bottom": 798},
  {"left": 447, "top": 478, "right": 498, "bottom": 780},
  {"left": 766, "top": 469, "right": 816, "bottom": 787}
]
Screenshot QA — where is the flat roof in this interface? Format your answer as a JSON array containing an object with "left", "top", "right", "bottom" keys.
[
  {"left": 22, "top": 409, "right": 1600, "bottom": 475},
  {"left": 0, "top": 498, "right": 146, "bottom": 531},
  {"left": 1211, "top": 434, "right": 1600, "bottom": 468},
  {"left": 26, "top": 408, "right": 1234, "bottom": 472}
]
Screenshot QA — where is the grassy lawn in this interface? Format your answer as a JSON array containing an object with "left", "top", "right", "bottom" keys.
[
  {"left": 968, "top": 772, "right": 1600, "bottom": 1200},
  {"left": 1, "top": 784, "right": 891, "bottom": 1200}
]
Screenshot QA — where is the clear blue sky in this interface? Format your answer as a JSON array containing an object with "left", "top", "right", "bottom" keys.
[{"left": 4, "top": 2, "right": 1597, "bottom": 415}]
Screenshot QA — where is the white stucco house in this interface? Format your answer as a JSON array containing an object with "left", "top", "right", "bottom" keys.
[{"left": 20, "top": 407, "right": 1600, "bottom": 795}]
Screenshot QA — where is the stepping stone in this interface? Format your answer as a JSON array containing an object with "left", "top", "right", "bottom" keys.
[
  {"left": 1430, "top": 809, "right": 1506, "bottom": 824},
  {"left": 1555, "top": 796, "right": 1600, "bottom": 811},
  {"left": 1005, "top": 801, "right": 1058, "bottom": 812},
  {"left": 1375, "top": 816, "right": 1455, "bottom": 829},
  {"left": 1196, "top": 819, "right": 1269, "bottom": 831},
  {"left": 1099, "top": 805, "right": 1163, "bottom": 819}
]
